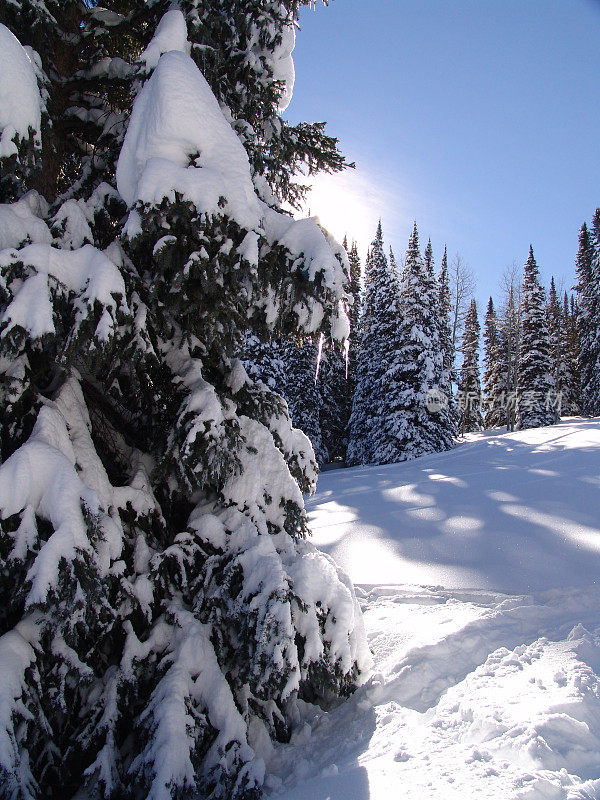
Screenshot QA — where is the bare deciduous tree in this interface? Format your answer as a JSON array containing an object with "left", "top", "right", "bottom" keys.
[{"left": 450, "top": 253, "right": 476, "bottom": 352}]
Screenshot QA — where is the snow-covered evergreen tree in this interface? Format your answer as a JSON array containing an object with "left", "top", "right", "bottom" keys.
[
  {"left": 547, "top": 277, "right": 573, "bottom": 421},
  {"left": 577, "top": 214, "right": 600, "bottom": 416},
  {"left": 457, "top": 299, "right": 483, "bottom": 433},
  {"left": 517, "top": 246, "right": 556, "bottom": 429},
  {"left": 243, "top": 334, "right": 328, "bottom": 464},
  {"left": 424, "top": 237, "right": 434, "bottom": 278},
  {"left": 500, "top": 283, "right": 521, "bottom": 431},
  {"left": 563, "top": 291, "right": 581, "bottom": 415},
  {"left": 346, "top": 238, "right": 362, "bottom": 384},
  {"left": 0, "top": 7, "right": 371, "bottom": 800},
  {"left": 482, "top": 297, "right": 506, "bottom": 429},
  {"left": 394, "top": 226, "right": 455, "bottom": 456},
  {"left": 437, "top": 245, "right": 455, "bottom": 400},
  {"left": 350, "top": 223, "right": 454, "bottom": 464},
  {"left": 347, "top": 223, "right": 405, "bottom": 464}
]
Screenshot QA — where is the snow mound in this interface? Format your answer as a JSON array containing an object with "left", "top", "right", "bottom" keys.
[
  {"left": 117, "top": 46, "right": 350, "bottom": 340},
  {"left": 0, "top": 243, "right": 126, "bottom": 341},
  {"left": 139, "top": 9, "right": 190, "bottom": 70},
  {"left": 0, "top": 24, "right": 43, "bottom": 156},
  {"left": 271, "top": 22, "right": 296, "bottom": 112},
  {"left": 0, "top": 192, "right": 51, "bottom": 250},
  {"left": 116, "top": 49, "right": 262, "bottom": 229}
]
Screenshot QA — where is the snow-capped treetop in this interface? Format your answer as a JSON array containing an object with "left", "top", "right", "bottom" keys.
[
  {"left": 116, "top": 49, "right": 261, "bottom": 227},
  {"left": 0, "top": 23, "right": 43, "bottom": 157},
  {"left": 139, "top": 9, "right": 190, "bottom": 71},
  {"left": 117, "top": 45, "right": 350, "bottom": 340}
]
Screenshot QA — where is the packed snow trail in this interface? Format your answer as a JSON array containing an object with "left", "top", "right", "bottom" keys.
[{"left": 263, "top": 420, "right": 600, "bottom": 800}]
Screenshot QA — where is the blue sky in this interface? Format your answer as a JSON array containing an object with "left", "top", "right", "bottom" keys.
[{"left": 286, "top": 0, "right": 600, "bottom": 309}]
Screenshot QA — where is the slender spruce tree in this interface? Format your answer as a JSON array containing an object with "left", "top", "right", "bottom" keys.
[
  {"left": 499, "top": 282, "right": 521, "bottom": 431},
  {"left": 482, "top": 297, "right": 506, "bottom": 428},
  {"left": 437, "top": 245, "right": 455, "bottom": 400},
  {"left": 347, "top": 222, "right": 407, "bottom": 464},
  {"left": 458, "top": 299, "right": 483, "bottom": 433},
  {"left": 547, "top": 277, "right": 572, "bottom": 421},
  {"left": 517, "top": 246, "right": 556, "bottom": 429},
  {"left": 346, "top": 238, "right": 362, "bottom": 384},
  {"left": 577, "top": 213, "right": 600, "bottom": 416},
  {"left": 563, "top": 291, "right": 581, "bottom": 415}
]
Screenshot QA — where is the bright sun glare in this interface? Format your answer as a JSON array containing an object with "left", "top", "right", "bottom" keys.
[{"left": 298, "top": 169, "right": 394, "bottom": 256}]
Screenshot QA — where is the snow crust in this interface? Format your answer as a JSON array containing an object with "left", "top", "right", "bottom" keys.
[{"left": 0, "top": 24, "right": 42, "bottom": 156}]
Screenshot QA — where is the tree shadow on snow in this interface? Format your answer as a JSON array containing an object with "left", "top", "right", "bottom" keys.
[
  {"left": 308, "top": 420, "right": 600, "bottom": 594},
  {"left": 270, "top": 698, "right": 376, "bottom": 800}
]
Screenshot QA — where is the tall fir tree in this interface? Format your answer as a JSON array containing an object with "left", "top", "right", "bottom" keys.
[
  {"left": 547, "top": 277, "right": 574, "bottom": 420},
  {"left": 577, "top": 213, "right": 600, "bottom": 416},
  {"left": 563, "top": 291, "right": 581, "bottom": 414},
  {"left": 346, "top": 238, "right": 362, "bottom": 384},
  {"left": 0, "top": 6, "right": 371, "bottom": 799},
  {"left": 517, "top": 246, "right": 556, "bottom": 429},
  {"left": 437, "top": 245, "right": 455, "bottom": 399},
  {"left": 347, "top": 222, "right": 406, "bottom": 464},
  {"left": 372, "top": 223, "right": 454, "bottom": 461},
  {"left": 482, "top": 297, "right": 506, "bottom": 428},
  {"left": 458, "top": 299, "right": 483, "bottom": 433},
  {"left": 500, "top": 284, "right": 521, "bottom": 431},
  {"left": 424, "top": 237, "right": 434, "bottom": 278}
]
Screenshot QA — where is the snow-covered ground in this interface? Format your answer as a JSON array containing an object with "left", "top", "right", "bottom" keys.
[{"left": 264, "top": 419, "right": 600, "bottom": 800}]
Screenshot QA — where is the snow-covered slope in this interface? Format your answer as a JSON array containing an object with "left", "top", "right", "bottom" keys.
[
  {"left": 265, "top": 420, "right": 600, "bottom": 800},
  {"left": 309, "top": 418, "right": 600, "bottom": 592}
]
